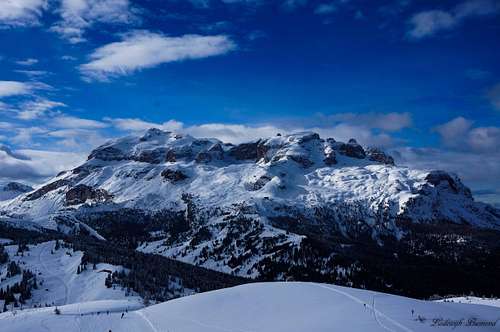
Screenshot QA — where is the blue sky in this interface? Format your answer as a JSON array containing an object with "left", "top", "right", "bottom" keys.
[{"left": 0, "top": 0, "right": 499, "bottom": 205}]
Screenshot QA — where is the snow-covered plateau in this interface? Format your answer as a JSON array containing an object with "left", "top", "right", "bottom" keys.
[
  {"left": 2, "top": 282, "right": 500, "bottom": 332},
  {"left": 2, "top": 130, "right": 499, "bottom": 232}
]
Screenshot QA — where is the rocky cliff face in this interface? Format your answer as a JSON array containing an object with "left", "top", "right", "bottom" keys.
[{"left": 1, "top": 129, "right": 499, "bottom": 282}]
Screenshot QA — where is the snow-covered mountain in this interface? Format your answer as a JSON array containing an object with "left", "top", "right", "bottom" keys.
[
  {"left": 1, "top": 129, "right": 499, "bottom": 288},
  {"left": 2, "top": 282, "right": 500, "bottom": 332},
  {"left": 0, "top": 182, "right": 32, "bottom": 202},
  {"left": 2, "top": 129, "right": 498, "bottom": 228}
]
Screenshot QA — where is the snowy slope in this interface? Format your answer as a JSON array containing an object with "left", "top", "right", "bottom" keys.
[
  {"left": 2, "top": 282, "right": 500, "bottom": 332},
  {"left": 0, "top": 241, "right": 142, "bottom": 311}
]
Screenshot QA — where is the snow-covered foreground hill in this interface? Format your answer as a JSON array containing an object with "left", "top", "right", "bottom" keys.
[{"left": 2, "top": 282, "right": 500, "bottom": 332}]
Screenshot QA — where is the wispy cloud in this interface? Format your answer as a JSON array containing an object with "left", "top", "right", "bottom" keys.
[
  {"left": 15, "top": 58, "right": 38, "bottom": 66},
  {"left": 61, "top": 55, "right": 78, "bottom": 61},
  {"left": 0, "top": 81, "right": 32, "bottom": 98},
  {"left": 51, "top": 0, "right": 139, "bottom": 43},
  {"left": 14, "top": 70, "right": 50, "bottom": 79},
  {"left": 16, "top": 99, "right": 66, "bottom": 120},
  {"left": 52, "top": 115, "right": 108, "bottom": 129},
  {"left": 79, "top": 31, "right": 236, "bottom": 82},
  {"left": 281, "top": 0, "right": 308, "bottom": 11},
  {"left": 407, "top": 0, "right": 500, "bottom": 39},
  {"left": 314, "top": 2, "right": 337, "bottom": 15}
]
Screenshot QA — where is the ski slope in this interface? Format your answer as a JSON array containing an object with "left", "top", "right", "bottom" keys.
[
  {"left": 2, "top": 282, "right": 499, "bottom": 332},
  {"left": 0, "top": 241, "right": 142, "bottom": 309}
]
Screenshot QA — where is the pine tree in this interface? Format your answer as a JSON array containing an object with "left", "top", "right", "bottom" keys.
[
  {"left": 105, "top": 274, "right": 112, "bottom": 288},
  {"left": 7, "top": 261, "right": 21, "bottom": 277},
  {"left": 0, "top": 245, "right": 8, "bottom": 264}
]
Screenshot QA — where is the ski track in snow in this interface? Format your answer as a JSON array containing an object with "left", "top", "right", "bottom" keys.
[
  {"left": 133, "top": 311, "right": 159, "bottom": 332},
  {"left": 313, "top": 283, "right": 413, "bottom": 332},
  {"left": 372, "top": 296, "right": 397, "bottom": 332}
]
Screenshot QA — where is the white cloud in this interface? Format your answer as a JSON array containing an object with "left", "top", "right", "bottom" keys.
[
  {"left": 15, "top": 58, "right": 38, "bottom": 66},
  {"left": 434, "top": 116, "right": 472, "bottom": 146},
  {"left": 434, "top": 117, "right": 500, "bottom": 153},
  {"left": 46, "top": 128, "right": 108, "bottom": 149},
  {"left": 61, "top": 55, "right": 78, "bottom": 61},
  {"left": 16, "top": 99, "right": 66, "bottom": 120},
  {"left": 0, "top": 81, "right": 51, "bottom": 99},
  {"left": 14, "top": 70, "right": 50, "bottom": 79},
  {"left": 0, "top": 0, "right": 47, "bottom": 27},
  {"left": 0, "top": 145, "right": 85, "bottom": 182},
  {"left": 407, "top": 10, "right": 457, "bottom": 39},
  {"left": 314, "top": 2, "right": 336, "bottom": 15},
  {"left": 10, "top": 126, "right": 48, "bottom": 145},
  {"left": 51, "top": 0, "right": 138, "bottom": 43},
  {"left": 0, "top": 81, "right": 32, "bottom": 98},
  {"left": 52, "top": 115, "right": 108, "bottom": 129},
  {"left": 467, "top": 126, "right": 500, "bottom": 152},
  {"left": 80, "top": 31, "right": 236, "bottom": 81},
  {"left": 407, "top": 0, "right": 500, "bottom": 39},
  {"left": 0, "top": 122, "right": 14, "bottom": 130}
]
